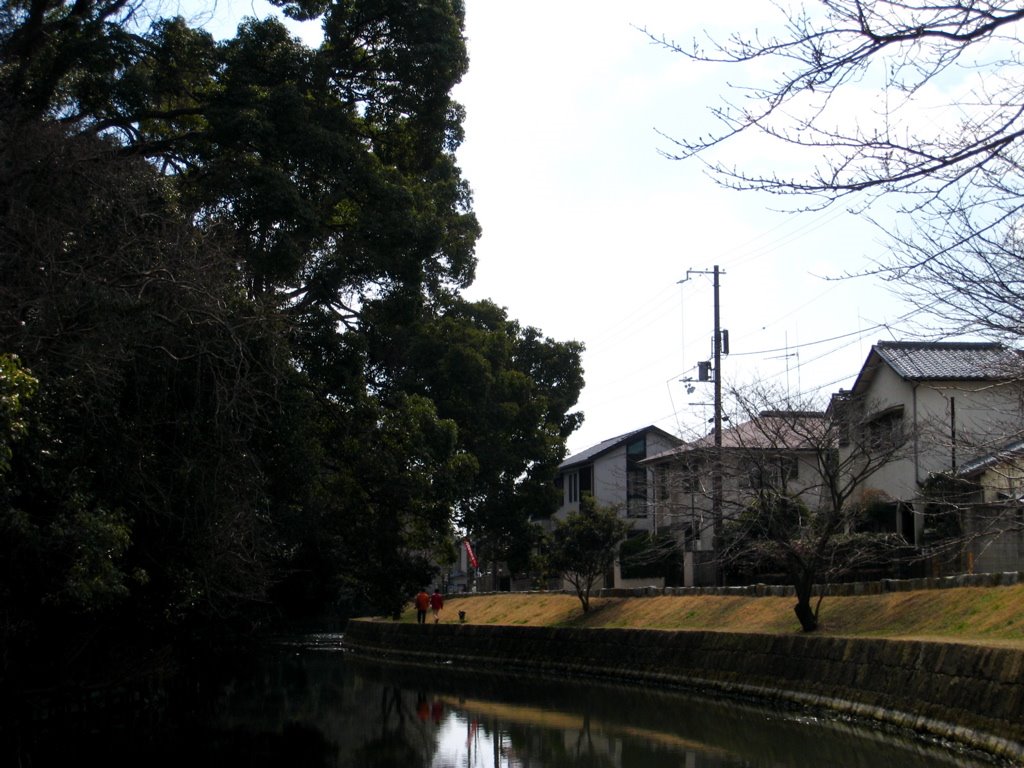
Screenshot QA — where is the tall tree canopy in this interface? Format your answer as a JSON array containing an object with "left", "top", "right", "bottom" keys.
[
  {"left": 1, "top": 116, "right": 296, "bottom": 679},
  {"left": 2, "top": 0, "right": 478, "bottom": 310},
  {"left": 363, "top": 296, "right": 585, "bottom": 571},
  {"left": 0, "top": 0, "right": 584, "bottom": 682}
]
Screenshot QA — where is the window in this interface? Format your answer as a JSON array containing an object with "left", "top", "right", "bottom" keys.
[
  {"left": 579, "top": 465, "right": 592, "bottom": 497},
  {"left": 626, "top": 437, "right": 648, "bottom": 518},
  {"left": 626, "top": 438, "right": 646, "bottom": 461},
  {"left": 679, "top": 458, "right": 704, "bottom": 495},
  {"left": 565, "top": 467, "right": 590, "bottom": 504},
  {"left": 655, "top": 464, "right": 670, "bottom": 502},
  {"left": 831, "top": 393, "right": 855, "bottom": 448},
  {"left": 627, "top": 468, "right": 648, "bottom": 517},
  {"left": 864, "top": 406, "right": 905, "bottom": 452},
  {"left": 740, "top": 454, "right": 798, "bottom": 490}
]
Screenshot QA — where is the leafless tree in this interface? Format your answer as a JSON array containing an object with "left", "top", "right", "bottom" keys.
[
  {"left": 655, "top": 384, "right": 915, "bottom": 630},
  {"left": 649, "top": 1, "right": 1024, "bottom": 345}
]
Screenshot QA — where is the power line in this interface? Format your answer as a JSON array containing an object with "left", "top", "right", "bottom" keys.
[
  {"left": 730, "top": 322, "right": 887, "bottom": 357},
  {"left": 712, "top": 200, "right": 862, "bottom": 270}
]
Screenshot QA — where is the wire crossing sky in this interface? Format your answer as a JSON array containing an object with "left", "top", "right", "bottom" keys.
[{"left": 452, "top": 1, "right": 931, "bottom": 454}]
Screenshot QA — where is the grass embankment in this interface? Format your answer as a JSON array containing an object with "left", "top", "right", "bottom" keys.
[{"left": 397, "top": 585, "right": 1024, "bottom": 648}]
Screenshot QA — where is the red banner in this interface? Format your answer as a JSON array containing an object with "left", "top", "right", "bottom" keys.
[{"left": 463, "top": 538, "right": 478, "bottom": 569}]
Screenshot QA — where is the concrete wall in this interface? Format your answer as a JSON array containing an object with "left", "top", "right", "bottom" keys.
[
  {"left": 967, "top": 510, "right": 1024, "bottom": 575},
  {"left": 345, "top": 617, "right": 1024, "bottom": 763}
]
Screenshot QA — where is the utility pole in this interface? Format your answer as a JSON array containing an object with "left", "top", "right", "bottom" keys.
[
  {"left": 710, "top": 265, "right": 724, "bottom": 585},
  {"left": 680, "top": 266, "right": 726, "bottom": 585}
]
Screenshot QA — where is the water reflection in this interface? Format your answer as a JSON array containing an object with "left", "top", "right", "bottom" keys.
[
  {"left": 234, "top": 634, "right": 995, "bottom": 768},
  {"left": 4, "top": 633, "right": 1006, "bottom": 767}
]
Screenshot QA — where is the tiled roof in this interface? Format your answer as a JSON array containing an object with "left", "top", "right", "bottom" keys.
[
  {"left": 644, "top": 411, "right": 826, "bottom": 461},
  {"left": 956, "top": 438, "right": 1024, "bottom": 479},
  {"left": 561, "top": 433, "right": 632, "bottom": 467},
  {"left": 847, "top": 341, "right": 1022, "bottom": 395},
  {"left": 873, "top": 341, "right": 1020, "bottom": 381}
]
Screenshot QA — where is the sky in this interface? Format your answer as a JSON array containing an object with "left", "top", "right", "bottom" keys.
[
  {"left": 195, "top": 0, "right": 930, "bottom": 458},
  {"left": 451, "top": 1, "right": 920, "bottom": 456}
]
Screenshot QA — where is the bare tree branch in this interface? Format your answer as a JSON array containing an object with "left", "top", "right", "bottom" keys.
[{"left": 649, "top": 0, "right": 1024, "bottom": 300}]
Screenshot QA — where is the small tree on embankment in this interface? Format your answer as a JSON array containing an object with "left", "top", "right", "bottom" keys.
[{"left": 548, "top": 494, "right": 630, "bottom": 613}]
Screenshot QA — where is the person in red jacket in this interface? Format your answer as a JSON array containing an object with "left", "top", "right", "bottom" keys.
[
  {"left": 414, "top": 588, "right": 430, "bottom": 624},
  {"left": 429, "top": 589, "right": 444, "bottom": 624}
]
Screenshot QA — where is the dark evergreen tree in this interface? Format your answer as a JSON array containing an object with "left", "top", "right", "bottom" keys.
[{"left": 0, "top": 0, "right": 585, "bottom": 683}]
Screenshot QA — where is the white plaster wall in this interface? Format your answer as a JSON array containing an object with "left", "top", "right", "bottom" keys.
[
  {"left": 591, "top": 447, "right": 627, "bottom": 509},
  {"left": 853, "top": 367, "right": 1024, "bottom": 504}
]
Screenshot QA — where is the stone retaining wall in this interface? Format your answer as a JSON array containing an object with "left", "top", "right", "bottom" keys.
[
  {"left": 601, "top": 570, "right": 1024, "bottom": 598},
  {"left": 344, "top": 620, "right": 1024, "bottom": 763},
  {"left": 448, "top": 570, "right": 1023, "bottom": 600}
]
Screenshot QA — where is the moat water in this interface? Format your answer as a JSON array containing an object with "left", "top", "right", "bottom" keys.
[{"left": 5, "top": 633, "right": 1008, "bottom": 767}]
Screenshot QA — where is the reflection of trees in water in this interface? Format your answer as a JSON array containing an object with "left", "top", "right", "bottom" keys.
[
  {"left": 207, "top": 653, "right": 446, "bottom": 767},
  {"left": 208, "top": 651, "right": 994, "bottom": 768},
  {"left": 18, "top": 645, "right": 990, "bottom": 767},
  {"left": 492, "top": 712, "right": 618, "bottom": 768},
  {"left": 570, "top": 711, "right": 617, "bottom": 768},
  {"left": 429, "top": 664, "right": 984, "bottom": 768},
  {"left": 351, "top": 687, "right": 426, "bottom": 768}
]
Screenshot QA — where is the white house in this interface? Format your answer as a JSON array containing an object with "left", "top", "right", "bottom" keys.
[
  {"left": 550, "top": 425, "right": 683, "bottom": 588},
  {"left": 553, "top": 425, "right": 683, "bottom": 524},
  {"left": 834, "top": 340, "right": 1024, "bottom": 550},
  {"left": 642, "top": 410, "right": 829, "bottom": 587}
]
